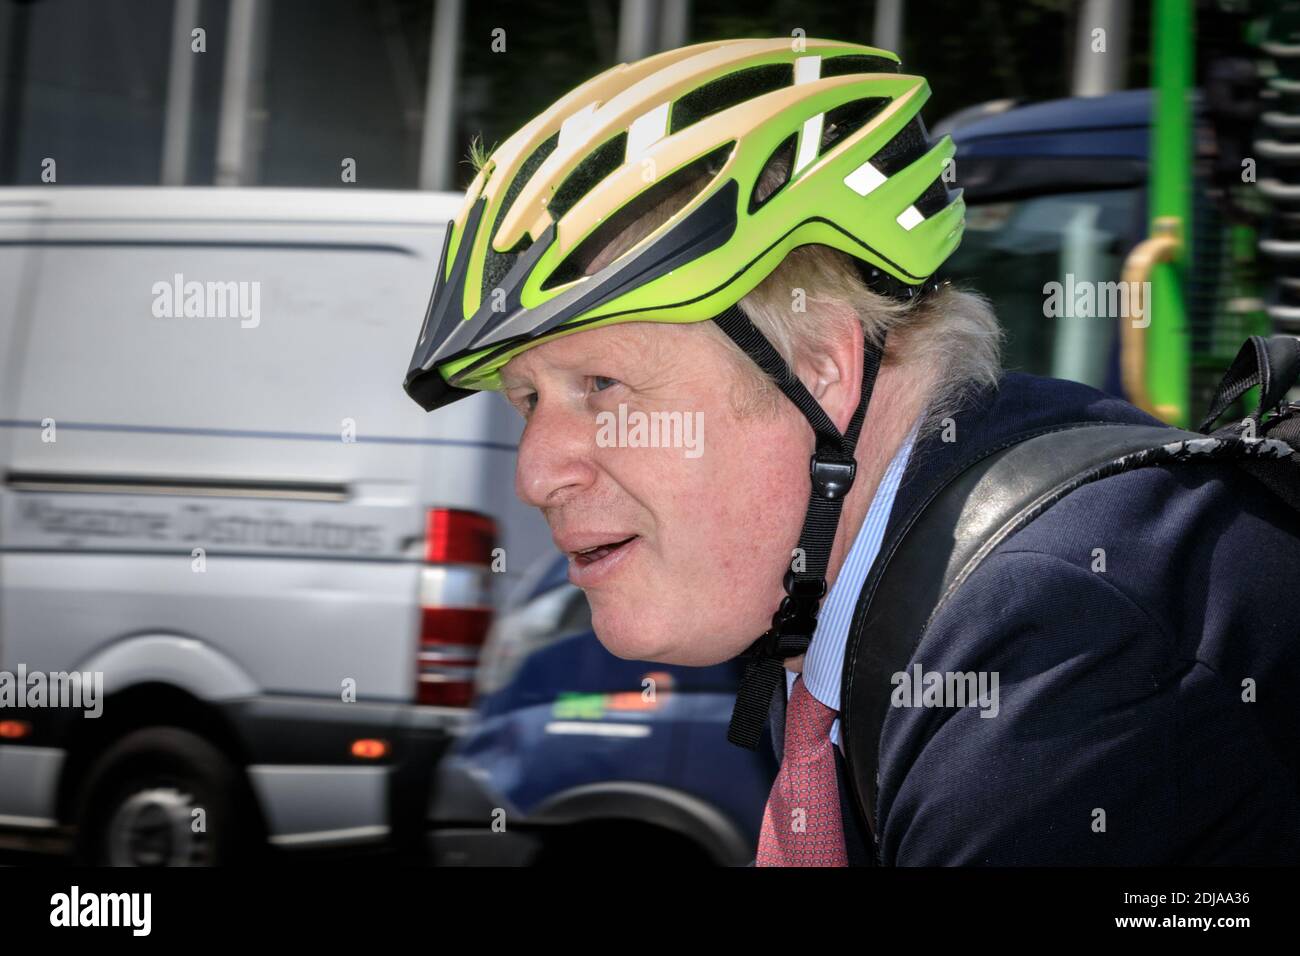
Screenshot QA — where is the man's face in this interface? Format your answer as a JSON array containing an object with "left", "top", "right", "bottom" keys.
[{"left": 502, "top": 320, "right": 811, "bottom": 665}]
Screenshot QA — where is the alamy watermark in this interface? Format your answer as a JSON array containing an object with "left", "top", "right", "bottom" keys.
[
  {"left": 1043, "top": 275, "right": 1152, "bottom": 328},
  {"left": 596, "top": 403, "right": 704, "bottom": 459},
  {"left": 890, "top": 663, "right": 999, "bottom": 718},
  {"left": 0, "top": 665, "right": 103, "bottom": 718},
  {"left": 50, "top": 886, "right": 150, "bottom": 936},
  {"left": 151, "top": 273, "right": 261, "bottom": 328}
]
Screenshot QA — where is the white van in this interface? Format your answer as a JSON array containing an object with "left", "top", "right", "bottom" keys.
[{"left": 0, "top": 187, "right": 550, "bottom": 864}]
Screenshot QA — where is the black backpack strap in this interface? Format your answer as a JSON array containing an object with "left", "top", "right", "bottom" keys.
[
  {"left": 1197, "top": 334, "right": 1300, "bottom": 434},
  {"left": 838, "top": 420, "right": 1294, "bottom": 863},
  {"left": 1200, "top": 334, "right": 1300, "bottom": 513}
]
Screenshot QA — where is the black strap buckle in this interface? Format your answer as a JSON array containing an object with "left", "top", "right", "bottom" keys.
[
  {"left": 748, "top": 600, "right": 815, "bottom": 660},
  {"left": 770, "top": 569, "right": 827, "bottom": 642},
  {"left": 810, "top": 453, "right": 857, "bottom": 500},
  {"left": 742, "top": 570, "right": 828, "bottom": 660}
]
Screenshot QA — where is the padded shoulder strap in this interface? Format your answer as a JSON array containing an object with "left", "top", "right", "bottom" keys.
[{"left": 838, "top": 420, "right": 1292, "bottom": 862}]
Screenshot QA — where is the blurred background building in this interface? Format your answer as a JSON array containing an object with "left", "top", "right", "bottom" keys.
[{"left": 0, "top": 0, "right": 1151, "bottom": 192}]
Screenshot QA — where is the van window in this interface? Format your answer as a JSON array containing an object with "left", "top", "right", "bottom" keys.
[{"left": 941, "top": 187, "right": 1141, "bottom": 390}]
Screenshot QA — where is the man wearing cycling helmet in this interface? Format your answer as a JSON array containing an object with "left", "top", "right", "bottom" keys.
[{"left": 404, "top": 37, "right": 1300, "bottom": 867}]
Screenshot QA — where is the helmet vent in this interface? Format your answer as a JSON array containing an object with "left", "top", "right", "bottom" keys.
[
  {"left": 868, "top": 116, "right": 930, "bottom": 177},
  {"left": 481, "top": 232, "right": 534, "bottom": 306},
  {"left": 819, "top": 97, "right": 891, "bottom": 156},
  {"left": 912, "top": 174, "right": 953, "bottom": 218},
  {"left": 481, "top": 131, "right": 558, "bottom": 302},
  {"left": 670, "top": 63, "right": 794, "bottom": 135},
  {"left": 549, "top": 131, "right": 629, "bottom": 223},
  {"left": 495, "top": 131, "right": 559, "bottom": 235},
  {"left": 542, "top": 141, "right": 735, "bottom": 291},
  {"left": 749, "top": 133, "right": 797, "bottom": 213},
  {"left": 821, "top": 54, "right": 901, "bottom": 77}
]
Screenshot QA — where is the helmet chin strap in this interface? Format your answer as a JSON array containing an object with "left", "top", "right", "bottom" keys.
[{"left": 712, "top": 303, "right": 886, "bottom": 750}]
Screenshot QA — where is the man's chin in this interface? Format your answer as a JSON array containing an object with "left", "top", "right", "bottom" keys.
[
  {"left": 590, "top": 620, "right": 677, "bottom": 663},
  {"left": 589, "top": 607, "right": 752, "bottom": 666}
]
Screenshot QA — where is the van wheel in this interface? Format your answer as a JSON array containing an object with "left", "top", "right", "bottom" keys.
[{"left": 75, "top": 727, "right": 256, "bottom": 866}]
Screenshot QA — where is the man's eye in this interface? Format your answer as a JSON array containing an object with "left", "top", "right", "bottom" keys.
[{"left": 591, "top": 376, "right": 619, "bottom": 393}]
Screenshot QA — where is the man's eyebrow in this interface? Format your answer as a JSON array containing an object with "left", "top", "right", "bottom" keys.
[{"left": 498, "top": 333, "right": 640, "bottom": 388}]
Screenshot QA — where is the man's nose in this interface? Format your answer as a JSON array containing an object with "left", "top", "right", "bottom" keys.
[{"left": 515, "top": 398, "right": 598, "bottom": 509}]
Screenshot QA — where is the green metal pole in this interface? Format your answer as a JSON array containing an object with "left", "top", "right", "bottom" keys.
[{"left": 1147, "top": 0, "right": 1194, "bottom": 425}]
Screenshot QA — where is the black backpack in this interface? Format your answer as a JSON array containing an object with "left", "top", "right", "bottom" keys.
[{"left": 838, "top": 334, "right": 1300, "bottom": 863}]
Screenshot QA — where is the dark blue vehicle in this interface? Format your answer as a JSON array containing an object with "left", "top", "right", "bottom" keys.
[{"left": 424, "top": 89, "right": 1159, "bottom": 866}]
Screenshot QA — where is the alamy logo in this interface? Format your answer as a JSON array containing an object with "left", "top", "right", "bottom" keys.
[
  {"left": 0, "top": 665, "right": 103, "bottom": 718},
  {"left": 151, "top": 273, "right": 261, "bottom": 328},
  {"left": 50, "top": 886, "right": 151, "bottom": 936},
  {"left": 596, "top": 403, "right": 704, "bottom": 459},
  {"left": 1042, "top": 274, "right": 1152, "bottom": 327},
  {"left": 890, "top": 663, "right": 999, "bottom": 718}
]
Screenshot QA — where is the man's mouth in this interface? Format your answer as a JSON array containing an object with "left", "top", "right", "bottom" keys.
[{"left": 571, "top": 535, "right": 639, "bottom": 566}]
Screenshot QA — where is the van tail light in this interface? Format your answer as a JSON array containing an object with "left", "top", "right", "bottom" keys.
[
  {"left": 417, "top": 509, "right": 497, "bottom": 707},
  {"left": 425, "top": 508, "right": 496, "bottom": 565}
]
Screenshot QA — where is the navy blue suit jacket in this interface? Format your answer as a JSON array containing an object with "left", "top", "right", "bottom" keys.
[{"left": 772, "top": 371, "right": 1300, "bottom": 865}]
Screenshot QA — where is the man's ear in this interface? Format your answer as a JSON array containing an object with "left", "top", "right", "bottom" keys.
[{"left": 793, "top": 304, "right": 864, "bottom": 434}]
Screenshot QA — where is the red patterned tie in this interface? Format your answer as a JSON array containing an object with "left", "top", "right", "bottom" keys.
[{"left": 756, "top": 674, "right": 848, "bottom": 866}]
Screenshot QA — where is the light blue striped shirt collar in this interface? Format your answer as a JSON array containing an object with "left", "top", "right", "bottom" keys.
[{"left": 786, "top": 414, "right": 922, "bottom": 751}]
